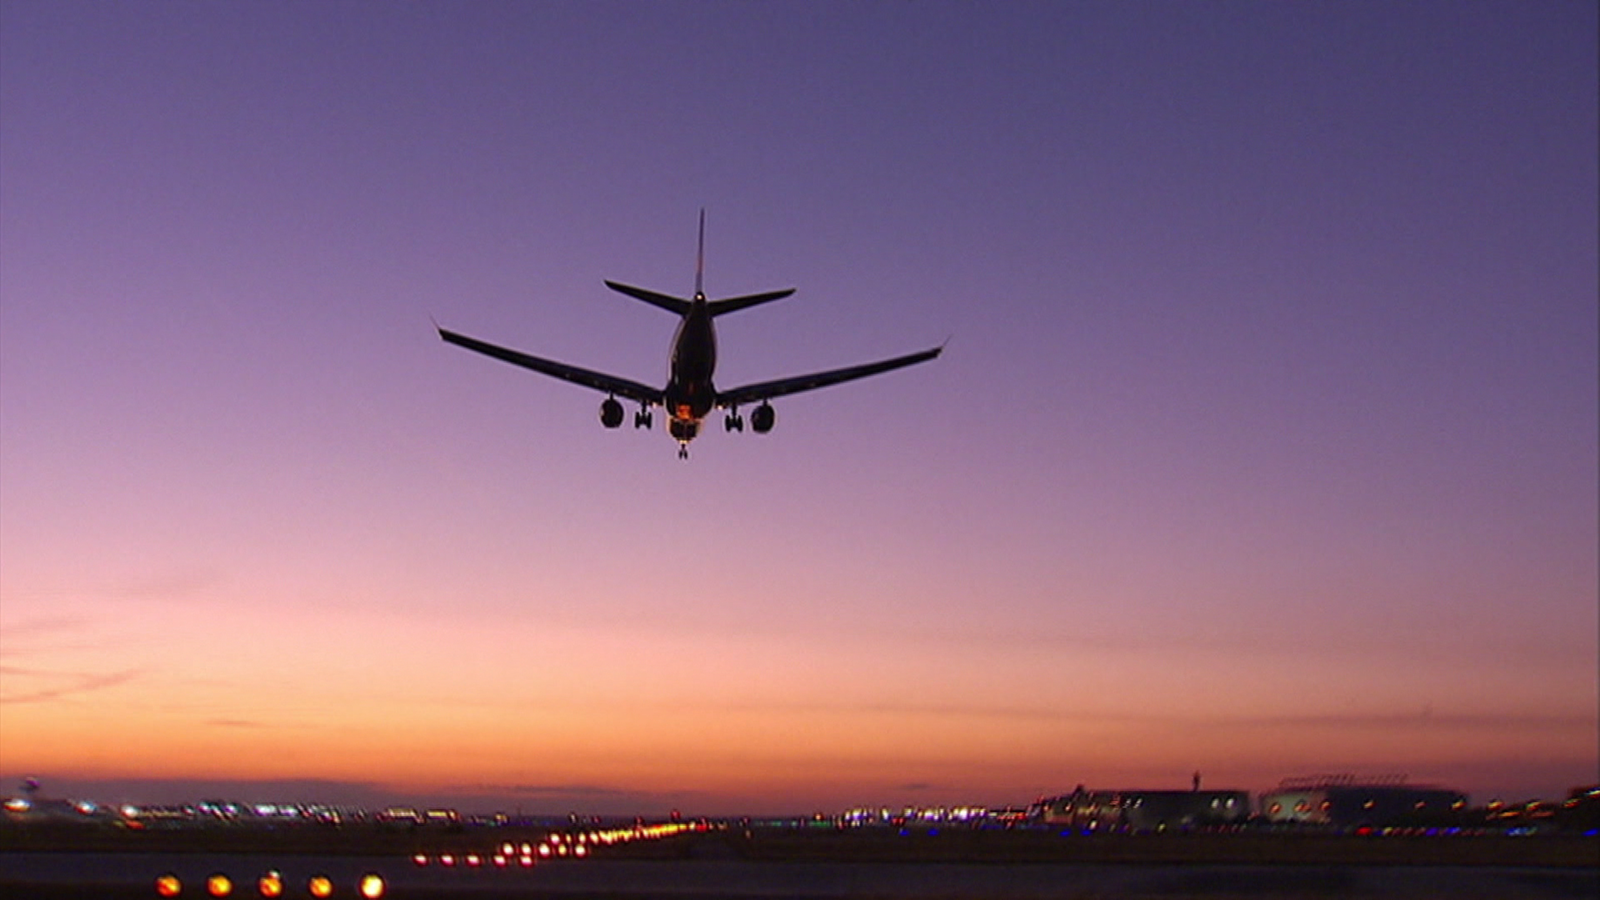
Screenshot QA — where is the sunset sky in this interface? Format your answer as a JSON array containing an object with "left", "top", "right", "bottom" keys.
[{"left": 2, "top": 1, "right": 1595, "bottom": 815}]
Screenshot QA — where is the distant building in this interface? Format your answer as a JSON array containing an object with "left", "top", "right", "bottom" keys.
[
  {"left": 1259, "top": 775, "right": 1466, "bottom": 827},
  {"left": 1037, "top": 785, "right": 1249, "bottom": 831}
]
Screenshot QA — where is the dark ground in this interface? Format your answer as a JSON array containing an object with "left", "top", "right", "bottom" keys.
[{"left": 2, "top": 823, "right": 1596, "bottom": 898}]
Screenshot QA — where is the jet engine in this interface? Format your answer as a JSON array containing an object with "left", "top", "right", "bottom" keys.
[
  {"left": 599, "top": 397, "right": 624, "bottom": 429},
  {"left": 750, "top": 403, "right": 775, "bottom": 434}
]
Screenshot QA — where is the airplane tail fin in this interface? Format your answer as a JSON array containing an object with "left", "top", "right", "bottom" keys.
[{"left": 695, "top": 208, "right": 706, "bottom": 298}]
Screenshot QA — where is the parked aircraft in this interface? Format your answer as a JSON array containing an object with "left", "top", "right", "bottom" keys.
[{"left": 438, "top": 212, "right": 941, "bottom": 458}]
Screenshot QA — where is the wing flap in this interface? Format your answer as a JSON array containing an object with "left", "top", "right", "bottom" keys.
[
  {"left": 716, "top": 346, "right": 942, "bottom": 408},
  {"left": 438, "top": 327, "right": 663, "bottom": 405}
]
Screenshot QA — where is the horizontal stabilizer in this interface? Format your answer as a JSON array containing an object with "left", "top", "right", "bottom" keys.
[
  {"left": 603, "top": 281, "right": 692, "bottom": 316},
  {"left": 708, "top": 288, "right": 797, "bottom": 317}
]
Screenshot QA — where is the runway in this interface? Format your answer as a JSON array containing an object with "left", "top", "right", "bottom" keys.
[{"left": 3, "top": 851, "right": 1596, "bottom": 899}]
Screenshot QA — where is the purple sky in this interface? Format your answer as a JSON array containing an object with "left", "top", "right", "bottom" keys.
[{"left": 2, "top": 1, "right": 1595, "bottom": 815}]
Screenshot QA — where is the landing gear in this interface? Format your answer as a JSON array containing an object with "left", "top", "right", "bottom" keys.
[
  {"left": 634, "top": 406, "right": 653, "bottom": 430},
  {"left": 678, "top": 445, "right": 689, "bottom": 460},
  {"left": 724, "top": 408, "right": 744, "bottom": 432}
]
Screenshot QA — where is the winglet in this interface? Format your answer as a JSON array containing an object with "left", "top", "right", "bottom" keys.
[{"left": 695, "top": 207, "right": 706, "bottom": 298}]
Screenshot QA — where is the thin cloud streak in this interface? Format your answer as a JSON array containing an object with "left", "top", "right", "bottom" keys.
[{"left": 0, "top": 666, "right": 143, "bottom": 705}]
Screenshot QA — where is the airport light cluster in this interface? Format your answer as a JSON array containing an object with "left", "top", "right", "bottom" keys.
[
  {"left": 410, "top": 819, "right": 701, "bottom": 871},
  {"left": 152, "top": 870, "right": 384, "bottom": 897}
]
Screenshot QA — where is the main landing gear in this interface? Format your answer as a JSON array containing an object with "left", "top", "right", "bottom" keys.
[{"left": 725, "top": 403, "right": 775, "bottom": 433}]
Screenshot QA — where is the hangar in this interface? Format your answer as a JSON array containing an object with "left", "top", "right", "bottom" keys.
[{"left": 1259, "top": 776, "right": 1466, "bottom": 827}]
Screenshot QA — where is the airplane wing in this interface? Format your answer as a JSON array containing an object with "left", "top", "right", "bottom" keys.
[
  {"left": 716, "top": 346, "right": 942, "bottom": 408},
  {"left": 438, "top": 326, "right": 664, "bottom": 406}
]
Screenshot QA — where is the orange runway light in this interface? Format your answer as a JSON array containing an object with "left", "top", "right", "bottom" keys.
[
  {"left": 258, "top": 870, "right": 284, "bottom": 897},
  {"left": 207, "top": 872, "right": 234, "bottom": 896},
  {"left": 359, "top": 873, "right": 386, "bottom": 898},
  {"left": 155, "top": 874, "right": 182, "bottom": 897},
  {"left": 307, "top": 875, "right": 334, "bottom": 898}
]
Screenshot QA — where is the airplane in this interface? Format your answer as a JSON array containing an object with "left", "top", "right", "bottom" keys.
[{"left": 437, "top": 211, "right": 942, "bottom": 458}]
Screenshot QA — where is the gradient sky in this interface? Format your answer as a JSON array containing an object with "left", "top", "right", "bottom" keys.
[{"left": 2, "top": 1, "right": 1595, "bottom": 815}]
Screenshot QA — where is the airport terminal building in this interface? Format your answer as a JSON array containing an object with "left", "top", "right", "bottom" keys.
[{"left": 1036, "top": 786, "right": 1250, "bottom": 831}]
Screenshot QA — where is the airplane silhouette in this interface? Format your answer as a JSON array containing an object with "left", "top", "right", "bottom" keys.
[{"left": 438, "top": 211, "right": 941, "bottom": 458}]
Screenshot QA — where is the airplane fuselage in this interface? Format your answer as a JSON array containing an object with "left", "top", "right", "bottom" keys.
[{"left": 664, "top": 293, "right": 717, "bottom": 443}]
